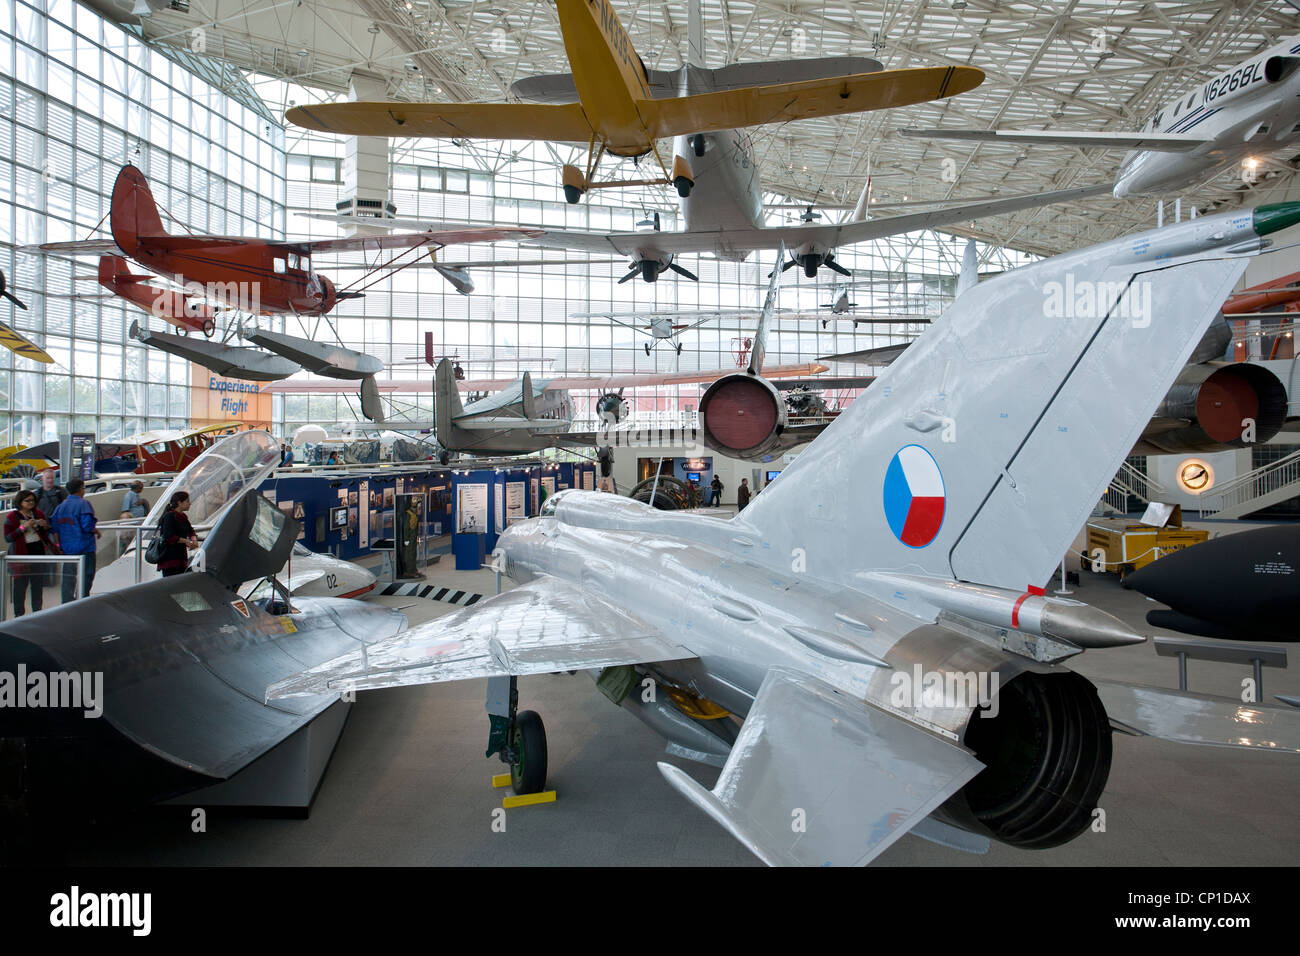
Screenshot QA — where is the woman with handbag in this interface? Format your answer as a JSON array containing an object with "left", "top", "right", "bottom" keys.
[
  {"left": 156, "top": 491, "right": 199, "bottom": 577},
  {"left": 5, "top": 489, "right": 53, "bottom": 616}
]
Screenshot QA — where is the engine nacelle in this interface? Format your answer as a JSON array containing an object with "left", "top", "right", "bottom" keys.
[
  {"left": 1265, "top": 55, "right": 1300, "bottom": 83},
  {"left": 699, "top": 373, "right": 787, "bottom": 459},
  {"left": 1140, "top": 363, "right": 1287, "bottom": 454},
  {"left": 863, "top": 624, "right": 1112, "bottom": 850}
]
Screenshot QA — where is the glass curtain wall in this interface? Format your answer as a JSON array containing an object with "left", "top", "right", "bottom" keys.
[{"left": 0, "top": 0, "right": 285, "bottom": 446}]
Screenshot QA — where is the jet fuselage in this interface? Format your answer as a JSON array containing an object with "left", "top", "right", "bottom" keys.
[{"left": 1116, "top": 38, "right": 1300, "bottom": 197}]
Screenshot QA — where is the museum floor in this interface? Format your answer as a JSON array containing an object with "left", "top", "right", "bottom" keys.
[{"left": 44, "top": 531, "right": 1300, "bottom": 867}]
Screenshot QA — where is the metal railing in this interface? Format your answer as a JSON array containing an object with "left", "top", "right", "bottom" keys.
[
  {"left": 0, "top": 553, "right": 88, "bottom": 621},
  {"left": 1101, "top": 460, "right": 1166, "bottom": 514},
  {"left": 1198, "top": 448, "right": 1300, "bottom": 518}
]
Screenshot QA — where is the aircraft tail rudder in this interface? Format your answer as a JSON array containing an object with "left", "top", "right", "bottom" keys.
[
  {"left": 434, "top": 358, "right": 464, "bottom": 446},
  {"left": 557, "top": 0, "right": 653, "bottom": 102},
  {"left": 109, "top": 165, "right": 166, "bottom": 257},
  {"left": 520, "top": 371, "right": 537, "bottom": 420},
  {"left": 737, "top": 212, "right": 1265, "bottom": 594}
]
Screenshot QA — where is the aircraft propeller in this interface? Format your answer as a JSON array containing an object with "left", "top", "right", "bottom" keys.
[
  {"left": 769, "top": 252, "right": 853, "bottom": 279},
  {"left": 618, "top": 258, "right": 699, "bottom": 284},
  {"left": 0, "top": 270, "right": 27, "bottom": 310}
]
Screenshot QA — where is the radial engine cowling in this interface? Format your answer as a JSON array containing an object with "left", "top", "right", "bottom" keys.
[
  {"left": 1140, "top": 363, "right": 1287, "bottom": 454},
  {"left": 698, "top": 373, "right": 787, "bottom": 460},
  {"left": 864, "top": 624, "right": 1112, "bottom": 850}
]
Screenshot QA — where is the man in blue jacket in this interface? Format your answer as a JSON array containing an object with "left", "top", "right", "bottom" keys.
[{"left": 50, "top": 477, "right": 101, "bottom": 603}]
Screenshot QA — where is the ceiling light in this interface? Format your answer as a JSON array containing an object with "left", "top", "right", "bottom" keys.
[
  {"left": 951, "top": 0, "right": 967, "bottom": 8},
  {"left": 367, "top": 23, "right": 380, "bottom": 34}
]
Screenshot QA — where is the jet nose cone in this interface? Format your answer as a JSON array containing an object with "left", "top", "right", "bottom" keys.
[{"left": 1252, "top": 202, "right": 1300, "bottom": 236}]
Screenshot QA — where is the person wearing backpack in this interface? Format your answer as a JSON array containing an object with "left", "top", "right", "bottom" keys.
[{"left": 156, "top": 491, "right": 199, "bottom": 577}]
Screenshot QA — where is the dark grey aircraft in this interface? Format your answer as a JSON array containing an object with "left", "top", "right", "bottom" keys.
[
  {"left": 0, "top": 486, "right": 405, "bottom": 821},
  {"left": 1124, "top": 525, "right": 1299, "bottom": 642}
]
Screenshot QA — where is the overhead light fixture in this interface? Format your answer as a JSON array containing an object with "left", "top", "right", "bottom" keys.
[
  {"left": 367, "top": 22, "right": 380, "bottom": 34},
  {"left": 1051, "top": 104, "right": 1065, "bottom": 119},
  {"left": 951, "top": 0, "right": 967, "bottom": 8}
]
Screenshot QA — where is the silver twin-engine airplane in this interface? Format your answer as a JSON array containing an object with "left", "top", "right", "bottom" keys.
[
  {"left": 270, "top": 202, "right": 1300, "bottom": 866},
  {"left": 904, "top": 35, "right": 1300, "bottom": 198}
]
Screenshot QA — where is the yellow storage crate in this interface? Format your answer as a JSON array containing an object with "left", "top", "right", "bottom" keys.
[{"left": 1083, "top": 510, "right": 1209, "bottom": 579}]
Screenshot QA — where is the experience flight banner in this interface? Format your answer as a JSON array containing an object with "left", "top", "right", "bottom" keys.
[{"left": 190, "top": 368, "right": 272, "bottom": 430}]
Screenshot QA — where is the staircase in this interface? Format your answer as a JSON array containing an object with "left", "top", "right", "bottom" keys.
[
  {"left": 1198, "top": 448, "right": 1300, "bottom": 519},
  {"left": 1100, "top": 459, "right": 1166, "bottom": 514}
]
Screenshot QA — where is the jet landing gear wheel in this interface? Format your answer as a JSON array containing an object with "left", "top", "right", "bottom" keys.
[{"left": 508, "top": 710, "right": 548, "bottom": 795}]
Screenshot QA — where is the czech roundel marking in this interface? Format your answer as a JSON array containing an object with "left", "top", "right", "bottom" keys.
[{"left": 883, "top": 445, "right": 946, "bottom": 548}]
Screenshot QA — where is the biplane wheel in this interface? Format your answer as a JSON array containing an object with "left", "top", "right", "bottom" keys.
[
  {"left": 674, "top": 175, "right": 694, "bottom": 198},
  {"left": 644, "top": 343, "right": 652, "bottom": 356},
  {"left": 691, "top": 133, "right": 706, "bottom": 157},
  {"left": 179, "top": 327, "right": 190, "bottom": 337},
  {"left": 563, "top": 184, "right": 583, "bottom": 205},
  {"left": 509, "top": 710, "right": 547, "bottom": 795},
  {"left": 202, "top": 319, "right": 216, "bottom": 337}
]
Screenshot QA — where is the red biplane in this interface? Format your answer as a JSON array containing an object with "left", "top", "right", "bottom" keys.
[{"left": 27, "top": 164, "right": 542, "bottom": 333}]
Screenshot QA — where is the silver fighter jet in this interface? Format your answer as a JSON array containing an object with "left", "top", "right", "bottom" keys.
[{"left": 271, "top": 203, "right": 1300, "bottom": 866}]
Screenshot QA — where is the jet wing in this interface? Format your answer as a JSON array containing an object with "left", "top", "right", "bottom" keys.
[
  {"left": 1095, "top": 680, "right": 1300, "bottom": 752},
  {"left": 642, "top": 66, "right": 983, "bottom": 139},
  {"left": 285, "top": 101, "right": 594, "bottom": 142},
  {"left": 899, "top": 128, "right": 1210, "bottom": 151},
  {"left": 659, "top": 668, "right": 983, "bottom": 866},
  {"left": 819, "top": 343, "right": 912, "bottom": 366},
  {"left": 266, "top": 577, "right": 697, "bottom": 698}
]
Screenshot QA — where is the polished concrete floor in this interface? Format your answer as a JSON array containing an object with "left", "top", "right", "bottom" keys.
[{"left": 51, "top": 532, "right": 1300, "bottom": 867}]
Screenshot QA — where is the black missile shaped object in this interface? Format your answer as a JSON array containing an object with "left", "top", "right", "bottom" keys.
[{"left": 1122, "top": 525, "right": 1300, "bottom": 642}]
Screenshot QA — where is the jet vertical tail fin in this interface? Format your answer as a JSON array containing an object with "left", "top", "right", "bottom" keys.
[
  {"left": 109, "top": 165, "right": 167, "bottom": 257},
  {"left": 746, "top": 243, "right": 784, "bottom": 376},
  {"left": 956, "top": 240, "right": 979, "bottom": 296},
  {"left": 434, "top": 358, "right": 464, "bottom": 446},
  {"left": 737, "top": 212, "right": 1267, "bottom": 593}
]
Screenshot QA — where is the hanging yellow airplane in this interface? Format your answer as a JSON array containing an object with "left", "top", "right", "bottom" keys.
[{"left": 286, "top": 0, "right": 983, "bottom": 204}]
